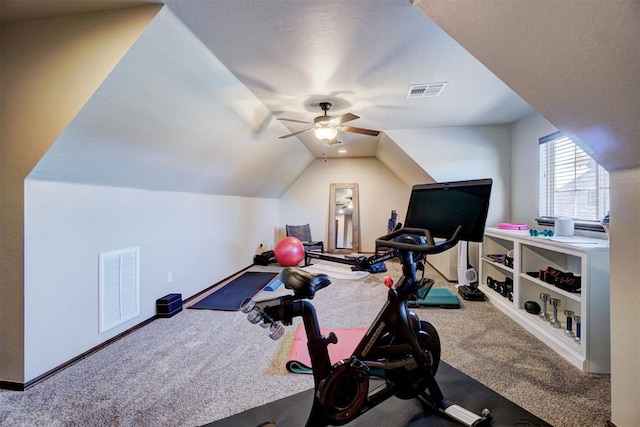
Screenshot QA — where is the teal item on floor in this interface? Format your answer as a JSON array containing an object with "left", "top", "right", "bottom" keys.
[
  {"left": 264, "top": 276, "right": 283, "bottom": 291},
  {"left": 408, "top": 287, "right": 460, "bottom": 309}
]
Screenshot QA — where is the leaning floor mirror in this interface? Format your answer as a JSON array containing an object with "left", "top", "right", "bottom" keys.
[{"left": 328, "top": 183, "right": 360, "bottom": 254}]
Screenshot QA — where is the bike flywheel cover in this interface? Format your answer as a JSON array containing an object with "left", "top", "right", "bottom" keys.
[{"left": 317, "top": 359, "right": 369, "bottom": 423}]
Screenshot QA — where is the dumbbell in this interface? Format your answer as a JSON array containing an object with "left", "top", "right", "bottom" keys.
[
  {"left": 564, "top": 310, "right": 575, "bottom": 337},
  {"left": 240, "top": 298, "right": 285, "bottom": 340},
  {"left": 549, "top": 298, "right": 561, "bottom": 328},
  {"left": 539, "top": 293, "right": 550, "bottom": 321},
  {"left": 529, "top": 229, "right": 554, "bottom": 237}
]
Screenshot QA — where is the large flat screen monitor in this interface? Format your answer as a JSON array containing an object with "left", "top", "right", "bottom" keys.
[{"left": 404, "top": 179, "right": 493, "bottom": 242}]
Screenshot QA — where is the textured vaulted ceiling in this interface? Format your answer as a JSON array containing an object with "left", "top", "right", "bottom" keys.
[
  {"left": 415, "top": 0, "right": 639, "bottom": 172},
  {"left": 11, "top": 0, "right": 535, "bottom": 197},
  {"left": 26, "top": 6, "right": 314, "bottom": 197},
  {"left": 7, "top": 0, "right": 636, "bottom": 198},
  {"left": 163, "top": 0, "right": 535, "bottom": 157}
]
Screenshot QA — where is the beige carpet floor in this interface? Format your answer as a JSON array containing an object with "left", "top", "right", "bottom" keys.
[{"left": 0, "top": 261, "right": 610, "bottom": 426}]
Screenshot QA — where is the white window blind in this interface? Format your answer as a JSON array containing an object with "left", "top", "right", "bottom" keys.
[{"left": 539, "top": 132, "right": 609, "bottom": 222}]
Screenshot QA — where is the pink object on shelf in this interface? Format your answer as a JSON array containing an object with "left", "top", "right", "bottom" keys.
[{"left": 497, "top": 223, "right": 529, "bottom": 230}]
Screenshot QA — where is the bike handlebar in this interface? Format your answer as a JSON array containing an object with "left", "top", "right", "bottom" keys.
[{"left": 375, "top": 225, "right": 463, "bottom": 255}]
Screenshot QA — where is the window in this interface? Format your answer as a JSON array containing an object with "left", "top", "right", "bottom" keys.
[{"left": 539, "top": 132, "right": 609, "bottom": 222}]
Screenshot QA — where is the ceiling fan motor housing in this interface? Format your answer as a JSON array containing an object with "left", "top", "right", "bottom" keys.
[
  {"left": 319, "top": 102, "right": 332, "bottom": 112},
  {"left": 315, "top": 102, "right": 332, "bottom": 124}
]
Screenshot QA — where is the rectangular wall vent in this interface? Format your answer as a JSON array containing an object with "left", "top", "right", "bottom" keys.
[
  {"left": 406, "top": 82, "right": 448, "bottom": 98},
  {"left": 99, "top": 247, "right": 140, "bottom": 333}
]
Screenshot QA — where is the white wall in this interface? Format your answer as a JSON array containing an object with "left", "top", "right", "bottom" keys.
[
  {"left": 510, "top": 113, "right": 559, "bottom": 226},
  {"left": 279, "top": 158, "right": 412, "bottom": 253},
  {"left": 609, "top": 167, "right": 640, "bottom": 427},
  {"left": 0, "top": 5, "right": 161, "bottom": 384},
  {"left": 510, "top": 113, "right": 609, "bottom": 238},
  {"left": 386, "top": 126, "right": 512, "bottom": 228},
  {"left": 384, "top": 126, "right": 512, "bottom": 278},
  {"left": 23, "top": 180, "right": 277, "bottom": 381}
]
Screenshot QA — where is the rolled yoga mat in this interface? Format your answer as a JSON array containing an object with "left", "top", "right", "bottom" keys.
[{"left": 285, "top": 324, "right": 367, "bottom": 374}]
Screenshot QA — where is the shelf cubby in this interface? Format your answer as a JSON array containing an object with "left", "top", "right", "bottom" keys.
[{"left": 479, "top": 227, "right": 610, "bottom": 373}]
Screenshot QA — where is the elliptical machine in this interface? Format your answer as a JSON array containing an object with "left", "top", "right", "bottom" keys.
[{"left": 241, "top": 179, "right": 494, "bottom": 426}]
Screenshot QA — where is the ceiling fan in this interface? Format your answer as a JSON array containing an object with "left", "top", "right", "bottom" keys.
[{"left": 277, "top": 102, "right": 381, "bottom": 143}]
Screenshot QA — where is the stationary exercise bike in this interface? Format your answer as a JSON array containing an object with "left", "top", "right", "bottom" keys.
[{"left": 241, "top": 179, "right": 494, "bottom": 426}]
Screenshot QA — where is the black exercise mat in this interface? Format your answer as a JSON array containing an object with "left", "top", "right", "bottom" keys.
[
  {"left": 189, "top": 272, "right": 278, "bottom": 311},
  {"left": 203, "top": 362, "right": 551, "bottom": 427}
]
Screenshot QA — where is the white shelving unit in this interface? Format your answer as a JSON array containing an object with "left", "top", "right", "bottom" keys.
[{"left": 479, "top": 227, "right": 610, "bottom": 373}]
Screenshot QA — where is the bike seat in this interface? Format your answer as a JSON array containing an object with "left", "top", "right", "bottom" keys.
[{"left": 280, "top": 267, "right": 331, "bottom": 299}]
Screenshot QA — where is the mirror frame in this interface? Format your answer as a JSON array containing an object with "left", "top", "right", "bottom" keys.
[{"left": 328, "top": 183, "right": 360, "bottom": 254}]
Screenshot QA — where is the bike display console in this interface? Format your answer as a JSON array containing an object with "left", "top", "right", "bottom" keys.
[{"left": 478, "top": 227, "right": 610, "bottom": 373}]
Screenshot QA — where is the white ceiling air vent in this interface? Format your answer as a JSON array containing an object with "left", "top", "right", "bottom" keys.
[{"left": 406, "top": 82, "right": 448, "bottom": 98}]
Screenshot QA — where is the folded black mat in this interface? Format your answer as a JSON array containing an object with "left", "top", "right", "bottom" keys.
[
  {"left": 189, "top": 272, "right": 278, "bottom": 311},
  {"left": 203, "top": 362, "right": 550, "bottom": 427}
]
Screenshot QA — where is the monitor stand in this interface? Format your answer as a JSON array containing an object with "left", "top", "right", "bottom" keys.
[
  {"left": 456, "top": 241, "right": 485, "bottom": 301},
  {"left": 457, "top": 284, "right": 486, "bottom": 301}
]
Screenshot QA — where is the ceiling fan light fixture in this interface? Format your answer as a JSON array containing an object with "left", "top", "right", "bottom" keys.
[
  {"left": 278, "top": 102, "right": 380, "bottom": 141},
  {"left": 314, "top": 126, "right": 338, "bottom": 141}
]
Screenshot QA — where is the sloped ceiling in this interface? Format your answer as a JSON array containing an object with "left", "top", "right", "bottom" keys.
[
  {"left": 27, "top": 6, "right": 314, "bottom": 197},
  {"left": 416, "top": 0, "right": 639, "bottom": 172},
  {"left": 164, "top": 0, "right": 534, "bottom": 157},
  {"left": 0, "top": 0, "right": 160, "bottom": 23},
  {"left": 21, "top": 0, "right": 537, "bottom": 198}
]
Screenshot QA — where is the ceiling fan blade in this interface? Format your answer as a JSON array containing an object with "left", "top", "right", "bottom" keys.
[
  {"left": 339, "top": 126, "right": 381, "bottom": 137},
  {"left": 277, "top": 118, "right": 314, "bottom": 125},
  {"left": 329, "top": 112, "right": 359, "bottom": 125},
  {"left": 279, "top": 128, "right": 315, "bottom": 139}
]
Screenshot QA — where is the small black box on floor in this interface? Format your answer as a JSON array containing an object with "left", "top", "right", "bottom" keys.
[
  {"left": 156, "top": 293, "right": 182, "bottom": 318},
  {"left": 253, "top": 250, "right": 276, "bottom": 266}
]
